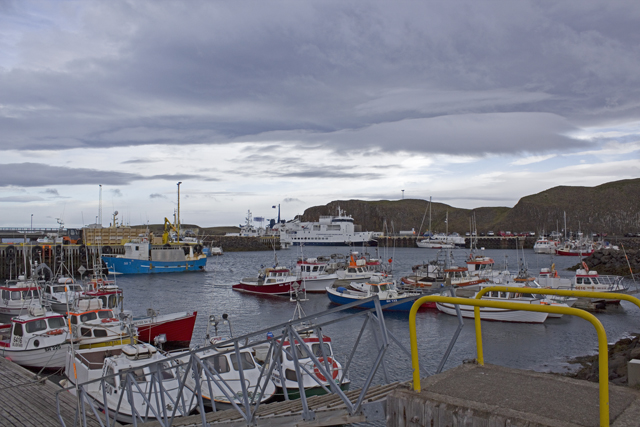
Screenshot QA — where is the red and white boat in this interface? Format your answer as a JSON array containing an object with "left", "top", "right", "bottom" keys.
[
  {"left": 0, "top": 305, "right": 70, "bottom": 370},
  {"left": 76, "top": 266, "right": 197, "bottom": 348},
  {"left": 533, "top": 237, "right": 559, "bottom": 254},
  {"left": 232, "top": 266, "right": 300, "bottom": 296},
  {"left": 466, "top": 254, "right": 497, "bottom": 280},
  {"left": 0, "top": 277, "right": 41, "bottom": 317},
  {"left": 295, "top": 257, "right": 338, "bottom": 293}
]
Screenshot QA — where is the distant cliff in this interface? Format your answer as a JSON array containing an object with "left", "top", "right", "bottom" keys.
[{"left": 300, "top": 178, "right": 640, "bottom": 235}]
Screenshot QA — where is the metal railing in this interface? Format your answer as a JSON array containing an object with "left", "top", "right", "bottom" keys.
[
  {"left": 408, "top": 288, "right": 640, "bottom": 427},
  {"left": 56, "top": 295, "right": 413, "bottom": 427}
]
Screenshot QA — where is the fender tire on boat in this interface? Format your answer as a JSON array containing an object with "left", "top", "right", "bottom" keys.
[
  {"left": 55, "top": 245, "right": 62, "bottom": 256},
  {"left": 32, "top": 245, "right": 43, "bottom": 257},
  {"left": 6, "top": 245, "right": 15, "bottom": 257},
  {"left": 79, "top": 245, "right": 87, "bottom": 255},
  {"left": 101, "top": 245, "right": 112, "bottom": 254},
  {"left": 183, "top": 246, "right": 190, "bottom": 255}
]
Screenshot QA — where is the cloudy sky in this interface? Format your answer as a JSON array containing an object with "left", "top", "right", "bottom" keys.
[{"left": 1, "top": 0, "right": 639, "bottom": 229}]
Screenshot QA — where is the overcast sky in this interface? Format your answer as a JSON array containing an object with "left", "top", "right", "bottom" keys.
[{"left": 1, "top": 0, "right": 639, "bottom": 229}]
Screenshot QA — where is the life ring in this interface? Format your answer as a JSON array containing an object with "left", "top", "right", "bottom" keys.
[
  {"left": 314, "top": 357, "right": 339, "bottom": 382},
  {"left": 79, "top": 245, "right": 87, "bottom": 255},
  {"left": 6, "top": 245, "right": 15, "bottom": 257},
  {"left": 582, "top": 261, "right": 589, "bottom": 272},
  {"left": 46, "top": 329, "right": 64, "bottom": 336},
  {"left": 101, "top": 318, "right": 118, "bottom": 323}
]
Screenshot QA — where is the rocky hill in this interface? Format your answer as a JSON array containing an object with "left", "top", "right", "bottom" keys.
[{"left": 300, "top": 178, "right": 640, "bottom": 235}]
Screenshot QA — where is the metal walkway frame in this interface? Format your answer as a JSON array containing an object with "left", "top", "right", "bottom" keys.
[
  {"left": 56, "top": 295, "right": 415, "bottom": 427},
  {"left": 408, "top": 288, "right": 640, "bottom": 427}
]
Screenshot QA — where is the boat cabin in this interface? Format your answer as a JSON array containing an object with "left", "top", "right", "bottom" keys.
[{"left": 0, "top": 306, "right": 67, "bottom": 350}]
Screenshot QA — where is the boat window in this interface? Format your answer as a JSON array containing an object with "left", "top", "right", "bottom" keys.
[
  {"left": 348, "top": 268, "right": 356, "bottom": 273},
  {"left": 379, "top": 284, "right": 388, "bottom": 292},
  {"left": 161, "top": 362, "right": 175, "bottom": 380},
  {"left": 1, "top": 290, "right": 8, "bottom": 300},
  {"left": 230, "top": 352, "right": 256, "bottom": 371},
  {"left": 311, "top": 343, "right": 331, "bottom": 357},
  {"left": 13, "top": 323, "right": 23, "bottom": 337},
  {"left": 370, "top": 286, "right": 379, "bottom": 294},
  {"left": 576, "top": 278, "right": 583, "bottom": 284},
  {"left": 97, "top": 311, "right": 113, "bottom": 319},
  {"left": 25, "top": 319, "right": 47, "bottom": 333},
  {"left": 499, "top": 292, "right": 507, "bottom": 298},
  {"left": 312, "top": 266, "right": 319, "bottom": 272},
  {"left": 592, "top": 278, "right": 599, "bottom": 285},
  {"left": 53, "top": 286, "right": 65, "bottom": 293},
  {"left": 80, "top": 312, "right": 97, "bottom": 322},
  {"left": 70, "top": 316, "right": 78, "bottom": 325},
  {"left": 48, "top": 317, "right": 66, "bottom": 329},
  {"left": 105, "top": 367, "right": 116, "bottom": 388},
  {"left": 45, "top": 287, "right": 52, "bottom": 294},
  {"left": 205, "top": 354, "right": 230, "bottom": 374},
  {"left": 80, "top": 327, "right": 92, "bottom": 337},
  {"left": 583, "top": 279, "right": 592, "bottom": 285},
  {"left": 122, "top": 368, "right": 147, "bottom": 383},
  {"left": 522, "top": 293, "right": 533, "bottom": 298},
  {"left": 286, "top": 344, "right": 310, "bottom": 361},
  {"left": 93, "top": 329, "right": 108, "bottom": 338},
  {"left": 285, "top": 369, "right": 297, "bottom": 382},
  {"left": 11, "top": 291, "right": 21, "bottom": 299}
]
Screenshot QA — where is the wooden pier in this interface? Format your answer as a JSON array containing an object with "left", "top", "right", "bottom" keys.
[
  {"left": 138, "top": 382, "right": 397, "bottom": 427},
  {"left": 0, "top": 356, "right": 108, "bottom": 427}
]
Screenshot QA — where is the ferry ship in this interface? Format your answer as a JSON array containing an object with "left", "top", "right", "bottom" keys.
[{"left": 276, "top": 207, "right": 377, "bottom": 246}]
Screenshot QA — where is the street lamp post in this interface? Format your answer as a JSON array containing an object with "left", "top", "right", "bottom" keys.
[{"left": 30, "top": 214, "right": 33, "bottom": 231}]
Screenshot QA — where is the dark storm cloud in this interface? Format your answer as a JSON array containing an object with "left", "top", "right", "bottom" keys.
[
  {"left": 1, "top": 1, "right": 639, "bottom": 155},
  {"left": 0, "top": 163, "right": 212, "bottom": 187}
]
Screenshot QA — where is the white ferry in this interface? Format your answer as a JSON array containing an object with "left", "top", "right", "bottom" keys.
[{"left": 276, "top": 207, "right": 377, "bottom": 246}]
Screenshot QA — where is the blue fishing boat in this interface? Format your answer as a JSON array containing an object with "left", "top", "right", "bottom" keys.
[
  {"left": 325, "top": 277, "right": 422, "bottom": 311},
  {"left": 102, "top": 239, "right": 206, "bottom": 274}
]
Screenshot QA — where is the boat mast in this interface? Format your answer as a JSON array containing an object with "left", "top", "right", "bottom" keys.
[{"left": 176, "top": 181, "right": 182, "bottom": 241}]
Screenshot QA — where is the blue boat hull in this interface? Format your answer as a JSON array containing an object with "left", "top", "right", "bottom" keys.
[
  {"left": 326, "top": 290, "right": 418, "bottom": 311},
  {"left": 103, "top": 257, "right": 207, "bottom": 274}
]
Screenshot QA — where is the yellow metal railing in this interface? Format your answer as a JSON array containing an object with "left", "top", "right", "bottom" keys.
[{"left": 408, "top": 288, "right": 640, "bottom": 427}]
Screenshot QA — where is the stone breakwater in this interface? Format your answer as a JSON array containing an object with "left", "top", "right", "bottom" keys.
[
  {"left": 576, "top": 247, "right": 640, "bottom": 277},
  {"left": 567, "top": 334, "right": 640, "bottom": 386}
]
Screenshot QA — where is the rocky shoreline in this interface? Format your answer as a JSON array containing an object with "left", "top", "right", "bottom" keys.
[
  {"left": 572, "top": 243, "right": 640, "bottom": 278},
  {"left": 565, "top": 334, "right": 640, "bottom": 387}
]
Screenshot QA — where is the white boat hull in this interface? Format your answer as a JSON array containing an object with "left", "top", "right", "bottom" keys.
[
  {"left": 436, "top": 301, "right": 548, "bottom": 323},
  {"left": 1, "top": 342, "right": 69, "bottom": 369},
  {"left": 300, "top": 276, "right": 338, "bottom": 293}
]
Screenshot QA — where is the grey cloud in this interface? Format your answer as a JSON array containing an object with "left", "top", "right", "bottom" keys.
[
  {"left": 109, "top": 189, "right": 123, "bottom": 197},
  {"left": 149, "top": 193, "right": 166, "bottom": 199},
  {"left": 0, "top": 163, "right": 214, "bottom": 187},
  {"left": 42, "top": 188, "right": 59, "bottom": 196},
  {"left": 0, "top": 195, "right": 45, "bottom": 202},
  {"left": 1, "top": 1, "right": 639, "bottom": 157}
]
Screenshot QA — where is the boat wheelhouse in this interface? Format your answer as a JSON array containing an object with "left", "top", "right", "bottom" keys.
[
  {"left": 295, "top": 258, "right": 338, "bottom": 293},
  {"left": 0, "top": 305, "right": 70, "bottom": 369},
  {"left": 0, "top": 278, "right": 42, "bottom": 317}
]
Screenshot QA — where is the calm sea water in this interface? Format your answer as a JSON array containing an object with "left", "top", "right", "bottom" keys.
[{"left": 113, "top": 246, "right": 640, "bottom": 390}]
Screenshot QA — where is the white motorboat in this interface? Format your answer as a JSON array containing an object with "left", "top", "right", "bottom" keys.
[
  {"left": 333, "top": 252, "right": 384, "bottom": 287},
  {"left": 0, "top": 276, "right": 41, "bottom": 317},
  {"left": 295, "top": 258, "right": 338, "bottom": 293},
  {"left": 64, "top": 343, "right": 196, "bottom": 424},
  {"left": 436, "top": 283, "right": 550, "bottom": 323},
  {"left": 267, "top": 328, "right": 350, "bottom": 399},
  {"left": 533, "top": 236, "right": 559, "bottom": 254},
  {"left": 176, "top": 314, "right": 276, "bottom": 409},
  {"left": 0, "top": 305, "right": 70, "bottom": 369},
  {"left": 42, "top": 278, "right": 85, "bottom": 313}
]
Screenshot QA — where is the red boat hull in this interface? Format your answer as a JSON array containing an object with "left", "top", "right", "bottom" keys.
[
  {"left": 232, "top": 281, "right": 298, "bottom": 296},
  {"left": 135, "top": 311, "right": 197, "bottom": 349},
  {"left": 556, "top": 250, "right": 594, "bottom": 256}
]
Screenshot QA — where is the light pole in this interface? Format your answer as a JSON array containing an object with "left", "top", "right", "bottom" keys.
[
  {"left": 402, "top": 190, "right": 404, "bottom": 200},
  {"left": 30, "top": 214, "right": 33, "bottom": 231}
]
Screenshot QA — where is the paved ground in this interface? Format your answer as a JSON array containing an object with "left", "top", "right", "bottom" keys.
[{"left": 388, "top": 362, "right": 640, "bottom": 426}]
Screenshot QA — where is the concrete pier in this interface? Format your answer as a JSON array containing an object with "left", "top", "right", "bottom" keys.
[{"left": 387, "top": 363, "right": 640, "bottom": 427}]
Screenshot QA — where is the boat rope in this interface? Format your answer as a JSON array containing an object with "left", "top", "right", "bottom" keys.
[{"left": 0, "top": 367, "right": 64, "bottom": 390}]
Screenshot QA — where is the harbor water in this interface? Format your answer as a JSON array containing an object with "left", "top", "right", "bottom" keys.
[{"left": 112, "top": 246, "right": 640, "bottom": 392}]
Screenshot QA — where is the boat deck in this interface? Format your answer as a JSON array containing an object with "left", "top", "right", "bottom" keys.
[{"left": 0, "top": 356, "right": 110, "bottom": 427}]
